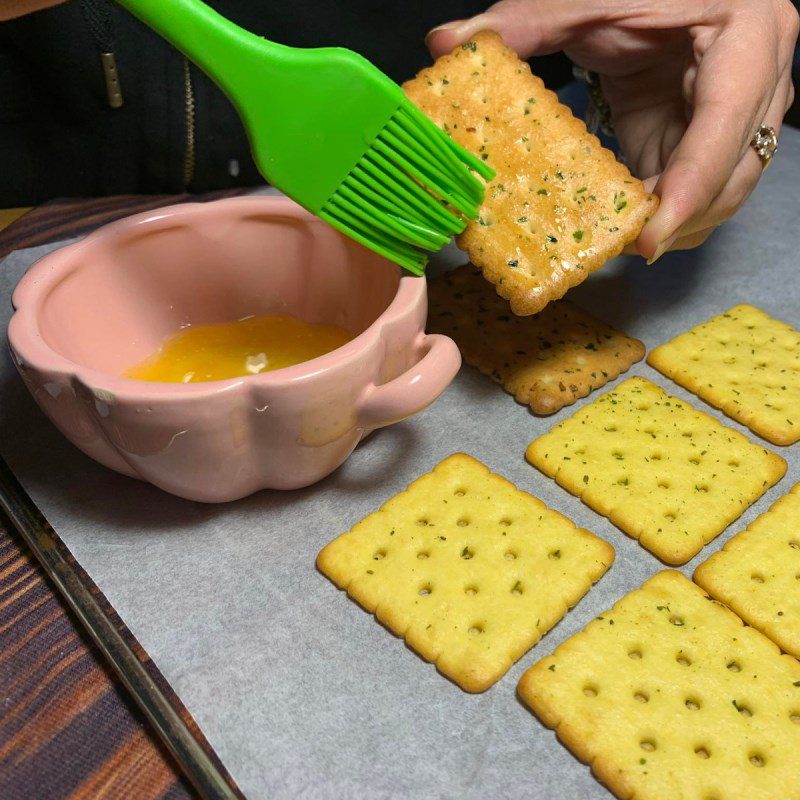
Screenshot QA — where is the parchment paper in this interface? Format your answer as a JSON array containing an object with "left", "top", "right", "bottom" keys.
[{"left": 2, "top": 131, "right": 799, "bottom": 800}]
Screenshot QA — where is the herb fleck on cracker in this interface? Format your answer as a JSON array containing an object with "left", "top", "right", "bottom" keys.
[
  {"left": 648, "top": 304, "right": 800, "bottom": 446},
  {"left": 519, "top": 570, "right": 800, "bottom": 800},
  {"left": 403, "top": 31, "right": 656, "bottom": 316},
  {"left": 695, "top": 481, "right": 800, "bottom": 658},
  {"left": 427, "top": 265, "right": 644, "bottom": 414},
  {"left": 317, "top": 454, "right": 613, "bottom": 692},
  {"left": 526, "top": 377, "right": 786, "bottom": 564}
]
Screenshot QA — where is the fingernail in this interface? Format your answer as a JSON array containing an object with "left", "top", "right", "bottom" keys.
[
  {"left": 425, "top": 21, "right": 459, "bottom": 43},
  {"left": 646, "top": 233, "right": 678, "bottom": 266},
  {"left": 425, "top": 17, "right": 482, "bottom": 44}
]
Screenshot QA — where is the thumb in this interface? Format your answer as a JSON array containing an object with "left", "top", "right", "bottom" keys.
[{"left": 425, "top": 0, "right": 590, "bottom": 59}]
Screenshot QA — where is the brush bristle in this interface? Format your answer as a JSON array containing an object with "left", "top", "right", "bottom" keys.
[{"left": 320, "top": 100, "right": 495, "bottom": 274}]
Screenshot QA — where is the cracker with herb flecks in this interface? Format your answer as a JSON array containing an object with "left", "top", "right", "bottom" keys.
[
  {"left": 427, "top": 263, "right": 645, "bottom": 414},
  {"left": 695, "top": 482, "right": 800, "bottom": 659},
  {"left": 525, "top": 377, "right": 786, "bottom": 564},
  {"left": 317, "top": 453, "right": 613, "bottom": 692},
  {"left": 403, "top": 31, "right": 656, "bottom": 316},
  {"left": 518, "top": 570, "right": 800, "bottom": 800},
  {"left": 648, "top": 304, "right": 800, "bottom": 446}
]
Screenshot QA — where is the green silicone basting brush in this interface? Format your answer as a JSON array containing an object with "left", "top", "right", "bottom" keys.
[{"left": 115, "top": 0, "right": 495, "bottom": 274}]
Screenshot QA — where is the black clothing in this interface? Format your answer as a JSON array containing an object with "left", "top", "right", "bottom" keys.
[{"left": 1, "top": 1, "right": 504, "bottom": 204}]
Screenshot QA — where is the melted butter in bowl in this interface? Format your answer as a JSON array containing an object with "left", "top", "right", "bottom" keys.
[{"left": 124, "top": 314, "right": 352, "bottom": 383}]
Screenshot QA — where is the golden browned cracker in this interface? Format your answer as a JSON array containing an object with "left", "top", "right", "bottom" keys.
[
  {"left": 518, "top": 570, "right": 800, "bottom": 800},
  {"left": 403, "top": 31, "right": 657, "bottom": 316},
  {"left": 317, "top": 453, "right": 613, "bottom": 692},
  {"left": 695, "top": 482, "right": 800, "bottom": 659},
  {"left": 526, "top": 377, "right": 786, "bottom": 565},
  {"left": 648, "top": 304, "right": 800, "bottom": 446},
  {"left": 427, "top": 263, "right": 645, "bottom": 414}
]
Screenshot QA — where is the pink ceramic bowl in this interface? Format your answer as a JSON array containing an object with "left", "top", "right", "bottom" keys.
[{"left": 8, "top": 196, "right": 460, "bottom": 502}]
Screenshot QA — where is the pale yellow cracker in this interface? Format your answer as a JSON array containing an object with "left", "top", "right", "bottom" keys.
[
  {"left": 695, "top": 482, "right": 800, "bottom": 659},
  {"left": 518, "top": 570, "right": 800, "bottom": 800},
  {"left": 403, "top": 31, "right": 656, "bottom": 316},
  {"left": 648, "top": 304, "right": 800, "bottom": 446},
  {"left": 317, "top": 453, "right": 613, "bottom": 692},
  {"left": 427, "top": 263, "right": 645, "bottom": 414},
  {"left": 526, "top": 377, "right": 786, "bottom": 564}
]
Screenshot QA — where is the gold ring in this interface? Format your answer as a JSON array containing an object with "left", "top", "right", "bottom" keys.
[{"left": 751, "top": 125, "right": 778, "bottom": 169}]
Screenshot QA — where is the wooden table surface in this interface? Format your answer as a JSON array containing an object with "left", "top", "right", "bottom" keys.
[
  {"left": 0, "top": 208, "right": 31, "bottom": 232},
  {"left": 0, "top": 195, "right": 242, "bottom": 800}
]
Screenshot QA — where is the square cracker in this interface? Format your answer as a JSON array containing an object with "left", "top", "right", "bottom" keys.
[
  {"left": 403, "top": 31, "right": 656, "bottom": 316},
  {"left": 526, "top": 376, "right": 786, "bottom": 564},
  {"left": 427, "top": 263, "right": 645, "bottom": 414},
  {"left": 518, "top": 570, "right": 800, "bottom": 800},
  {"left": 317, "top": 453, "right": 613, "bottom": 692},
  {"left": 648, "top": 304, "right": 800, "bottom": 446},
  {"left": 695, "top": 482, "right": 800, "bottom": 659}
]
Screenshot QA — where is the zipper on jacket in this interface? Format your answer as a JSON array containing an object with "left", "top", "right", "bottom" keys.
[
  {"left": 80, "top": 0, "right": 123, "bottom": 108},
  {"left": 182, "top": 57, "right": 196, "bottom": 189},
  {"left": 99, "top": 52, "right": 123, "bottom": 108}
]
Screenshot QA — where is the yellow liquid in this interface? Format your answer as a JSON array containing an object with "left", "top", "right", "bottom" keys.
[{"left": 124, "top": 314, "right": 352, "bottom": 383}]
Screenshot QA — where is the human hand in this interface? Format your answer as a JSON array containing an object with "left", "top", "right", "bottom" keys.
[
  {"left": 426, "top": 0, "right": 799, "bottom": 261},
  {"left": 1, "top": 1, "right": 67, "bottom": 21}
]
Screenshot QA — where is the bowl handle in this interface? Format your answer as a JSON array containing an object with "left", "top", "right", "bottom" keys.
[{"left": 357, "top": 333, "right": 461, "bottom": 430}]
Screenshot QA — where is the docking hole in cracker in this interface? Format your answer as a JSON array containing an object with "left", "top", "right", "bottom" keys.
[
  {"left": 648, "top": 304, "right": 800, "bottom": 446},
  {"left": 316, "top": 454, "right": 613, "bottom": 692},
  {"left": 403, "top": 31, "right": 656, "bottom": 316},
  {"left": 518, "top": 570, "right": 800, "bottom": 800},
  {"left": 427, "top": 263, "right": 645, "bottom": 414},
  {"left": 526, "top": 376, "right": 786, "bottom": 565},
  {"left": 695, "top": 482, "right": 800, "bottom": 659}
]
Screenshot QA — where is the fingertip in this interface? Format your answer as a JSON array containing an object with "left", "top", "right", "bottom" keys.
[
  {"left": 631, "top": 234, "right": 658, "bottom": 262},
  {"left": 641, "top": 175, "right": 659, "bottom": 194},
  {"left": 631, "top": 176, "right": 662, "bottom": 259},
  {"left": 425, "top": 1, "right": 562, "bottom": 60},
  {"left": 637, "top": 160, "right": 706, "bottom": 257},
  {"left": 638, "top": 211, "right": 679, "bottom": 262},
  {"left": 645, "top": 233, "right": 679, "bottom": 266},
  {"left": 636, "top": 219, "right": 662, "bottom": 261},
  {"left": 424, "top": 17, "right": 484, "bottom": 57}
]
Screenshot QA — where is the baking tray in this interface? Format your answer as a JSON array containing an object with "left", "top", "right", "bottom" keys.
[
  {"left": 1, "top": 130, "right": 799, "bottom": 799},
  {"left": 0, "top": 455, "right": 241, "bottom": 800}
]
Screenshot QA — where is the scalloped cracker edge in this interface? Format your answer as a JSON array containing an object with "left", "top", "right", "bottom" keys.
[
  {"left": 648, "top": 304, "right": 800, "bottom": 446},
  {"left": 317, "top": 453, "right": 613, "bottom": 692},
  {"left": 526, "top": 377, "right": 786, "bottom": 564},
  {"left": 403, "top": 31, "right": 657, "bottom": 315},
  {"left": 519, "top": 570, "right": 800, "bottom": 800},
  {"left": 427, "top": 263, "right": 645, "bottom": 413},
  {"left": 695, "top": 481, "right": 800, "bottom": 658}
]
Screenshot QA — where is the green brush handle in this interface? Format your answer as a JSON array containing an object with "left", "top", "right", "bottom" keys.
[
  {"left": 116, "top": 0, "right": 287, "bottom": 98},
  {"left": 115, "top": 0, "right": 403, "bottom": 210},
  {"left": 114, "top": 0, "right": 492, "bottom": 274}
]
